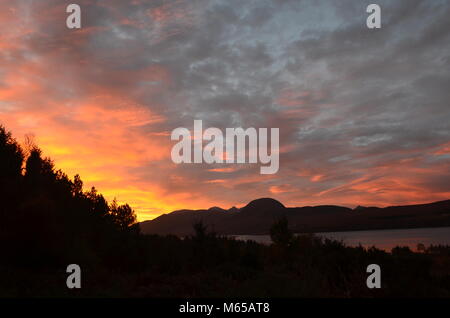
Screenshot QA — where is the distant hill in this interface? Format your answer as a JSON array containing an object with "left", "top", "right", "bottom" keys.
[{"left": 139, "top": 198, "right": 450, "bottom": 236}]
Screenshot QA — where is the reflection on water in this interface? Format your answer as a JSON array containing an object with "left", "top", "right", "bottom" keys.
[{"left": 233, "top": 227, "right": 450, "bottom": 252}]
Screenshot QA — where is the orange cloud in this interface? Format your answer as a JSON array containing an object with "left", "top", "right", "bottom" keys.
[{"left": 1, "top": 0, "right": 449, "bottom": 223}]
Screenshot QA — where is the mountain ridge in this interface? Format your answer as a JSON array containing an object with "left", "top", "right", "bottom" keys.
[{"left": 139, "top": 198, "right": 450, "bottom": 236}]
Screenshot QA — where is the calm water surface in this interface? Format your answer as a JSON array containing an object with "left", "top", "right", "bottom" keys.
[{"left": 233, "top": 227, "right": 450, "bottom": 251}]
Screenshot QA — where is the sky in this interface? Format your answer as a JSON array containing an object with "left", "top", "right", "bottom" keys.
[{"left": 1, "top": 0, "right": 450, "bottom": 221}]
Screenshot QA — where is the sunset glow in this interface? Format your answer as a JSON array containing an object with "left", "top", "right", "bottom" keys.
[{"left": 1, "top": 0, "right": 450, "bottom": 221}]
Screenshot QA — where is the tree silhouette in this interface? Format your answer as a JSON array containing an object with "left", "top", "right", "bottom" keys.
[
  {"left": 0, "top": 126, "right": 23, "bottom": 180},
  {"left": 110, "top": 199, "right": 137, "bottom": 230},
  {"left": 270, "top": 215, "right": 293, "bottom": 247},
  {"left": 0, "top": 124, "right": 139, "bottom": 269}
]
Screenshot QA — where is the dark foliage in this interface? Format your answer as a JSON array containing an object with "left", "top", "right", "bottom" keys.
[
  {"left": 0, "top": 124, "right": 449, "bottom": 297},
  {"left": 0, "top": 125, "right": 139, "bottom": 272},
  {"left": 270, "top": 216, "right": 293, "bottom": 247}
]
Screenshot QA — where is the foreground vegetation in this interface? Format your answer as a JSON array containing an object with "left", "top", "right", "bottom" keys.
[{"left": 1, "top": 125, "right": 449, "bottom": 297}]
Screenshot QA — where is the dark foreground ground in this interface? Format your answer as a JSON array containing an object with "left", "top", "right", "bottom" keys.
[{"left": 2, "top": 231, "right": 450, "bottom": 298}]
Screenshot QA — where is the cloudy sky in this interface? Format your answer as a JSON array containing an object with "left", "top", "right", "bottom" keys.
[{"left": 1, "top": 0, "right": 450, "bottom": 220}]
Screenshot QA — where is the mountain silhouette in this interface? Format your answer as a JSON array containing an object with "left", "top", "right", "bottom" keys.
[
  {"left": 241, "top": 198, "right": 285, "bottom": 214},
  {"left": 139, "top": 198, "right": 450, "bottom": 236}
]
